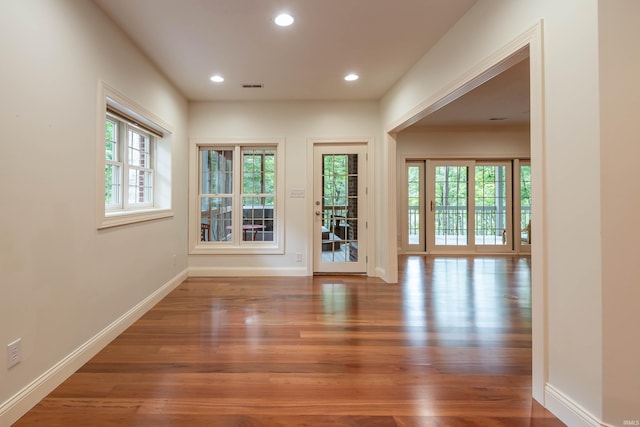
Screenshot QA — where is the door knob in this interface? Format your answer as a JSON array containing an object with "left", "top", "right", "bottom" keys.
[{"left": 315, "top": 210, "right": 321, "bottom": 215}]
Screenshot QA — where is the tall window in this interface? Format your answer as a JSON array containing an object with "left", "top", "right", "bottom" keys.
[
  {"left": 105, "top": 113, "right": 154, "bottom": 211},
  {"left": 193, "top": 141, "right": 283, "bottom": 253},
  {"left": 405, "top": 161, "right": 424, "bottom": 251},
  {"left": 520, "top": 163, "right": 532, "bottom": 245},
  {"left": 242, "top": 148, "right": 276, "bottom": 241}
]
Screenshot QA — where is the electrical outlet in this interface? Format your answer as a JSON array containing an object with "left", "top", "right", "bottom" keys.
[
  {"left": 172, "top": 254, "right": 177, "bottom": 267},
  {"left": 7, "top": 338, "right": 21, "bottom": 369},
  {"left": 295, "top": 252, "right": 302, "bottom": 262}
]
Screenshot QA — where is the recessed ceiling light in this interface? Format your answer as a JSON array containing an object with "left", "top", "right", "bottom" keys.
[
  {"left": 210, "top": 75, "right": 224, "bottom": 83},
  {"left": 344, "top": 73, "right": 359, "bottom": 82},
  {"left": 274, "top": 13, "right": 294, "bottom": 27}
]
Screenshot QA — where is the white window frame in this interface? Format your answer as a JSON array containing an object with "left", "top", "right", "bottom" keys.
[
  {"left": 189, "top": 139, "right": 285, "bottom": 255},
  {"left": 96, "top": 81, "right": 174, "bottom": 229},
  {"left": 105, "top": 113, "right": 155, "bottom": 211}
]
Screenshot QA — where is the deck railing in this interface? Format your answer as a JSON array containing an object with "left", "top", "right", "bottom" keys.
[{"left": 408, "top": 205, "right": 531, "bottom": 239}]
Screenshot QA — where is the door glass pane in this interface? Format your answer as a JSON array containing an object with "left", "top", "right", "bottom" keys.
[
  {"left": 475, "top": 165, "right": 507, "bottom": 245},
  {"left": 520, "top": 164, "right": 531, "bottom": 245},
  {"left": 434, "top": 166, "right": 468, "bottom": 245},
  {"left": 407, "top": 165, "right": 421, "bottom": 246},
  {"left": 321, "top": 154, "right": 358, "bottom": 263}
]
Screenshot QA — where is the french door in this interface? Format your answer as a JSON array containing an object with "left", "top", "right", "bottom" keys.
[
  {"left": 426, "top": 160, "right": 513, "bottom": 253},
  {"left": 313, "top": 145, "right": 368, "bottom": 273}
]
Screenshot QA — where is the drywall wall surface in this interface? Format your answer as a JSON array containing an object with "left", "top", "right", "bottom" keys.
[
  {"left": 188, "top": 100, "right": 382, "bottom": 274},
  {"left": 598, "top": 0, "right": 640, "bottom": 424},
  {"left": 397, "top": 127, "right": 530, "bottom": 159},
  {"left": 0, "top": 0, "right": 188, "bottom": 422}
]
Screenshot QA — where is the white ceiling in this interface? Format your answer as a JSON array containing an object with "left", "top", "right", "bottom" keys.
[
  {"left": 93, "top": 0, "right": 529, "bottom": 127},
  {"left": 413, "top": 56, "right": 530, "bottom": 128},
  {"left": 93, "top": 0, "right": 477, "bottom": 101}
]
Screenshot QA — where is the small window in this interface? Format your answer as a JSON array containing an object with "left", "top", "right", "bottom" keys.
[
  {"left": 105, "top": 113, "right": 155, "bottom": 211},
  {"left": 191, "top": 140, "right": 284, "bottom": 254},
  {"left": 97, "top": 82, "right": 173, "bottom": 229}
]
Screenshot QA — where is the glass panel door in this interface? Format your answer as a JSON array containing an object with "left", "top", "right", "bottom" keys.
[
  {"left": 429, "top": 161, "right": 473, "bottom": 251},
  {"left": 475, "top": 162, "right": 512, "bottom": 251},
  {"left": 314, "top": 145, "right": 367, "bottom": 273},
  {"left": 405, "top": 162, "right": 425, "bottom": 252}
]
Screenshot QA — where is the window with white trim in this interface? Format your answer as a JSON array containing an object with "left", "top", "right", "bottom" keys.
[
  {"left": 97, "top": 82, "right": 173, "bottom": 229},
  {"left": 105, "top": 113, "right": 155, "bottom": 211},
  {"left": 191, "top": 140, "right": 284, "bottom": 254}
]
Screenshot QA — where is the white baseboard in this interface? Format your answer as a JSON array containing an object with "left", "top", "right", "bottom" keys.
[
  {"left": 545, "top": 384, "right": 612, "bottom": 427},
  {"left": 0, "top": 268, "right": 189, "bottom": 426},
  {"left": 189, "top": 266, "right": 308, "bottom": 277}
]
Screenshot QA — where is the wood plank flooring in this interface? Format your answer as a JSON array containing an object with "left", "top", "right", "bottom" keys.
[{"left": 14, "top": 256, "right": 564, "bottom": 426}]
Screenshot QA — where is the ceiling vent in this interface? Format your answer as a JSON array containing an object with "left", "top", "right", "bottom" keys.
[{"left": 242, "top": 84, "right": 264, "bottom": 88}]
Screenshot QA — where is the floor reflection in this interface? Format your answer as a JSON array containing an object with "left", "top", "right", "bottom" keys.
[
  {"left": 16, "top": 255, "right": 564, "bottom": 426},
  {"left": 399, "top": 255, "right": 533, "bottom": 352}
]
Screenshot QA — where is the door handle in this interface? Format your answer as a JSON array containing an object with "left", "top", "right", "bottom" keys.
[{"left": 315, "top": 210, "right": 321, "bottom": 216}]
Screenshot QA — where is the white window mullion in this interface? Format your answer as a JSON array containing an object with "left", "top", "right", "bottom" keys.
[{"left": 122, "top": 123, "right": 130, "bottom": 210}]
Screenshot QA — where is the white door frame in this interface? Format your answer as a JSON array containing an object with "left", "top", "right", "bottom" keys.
[
  {"left": 306, "top": 137, "right": 375, "bottom": 277},
  {"left": 385, "top": 23, "right": 546, "bottom": 403}
]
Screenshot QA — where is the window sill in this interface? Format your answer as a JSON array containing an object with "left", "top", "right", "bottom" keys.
[{"left": 98, "top": 208, "right": 174, "bottom": 229}]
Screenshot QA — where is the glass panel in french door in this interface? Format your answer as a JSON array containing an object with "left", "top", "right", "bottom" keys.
[
  {"left": 406, "top": 163, "right": 424, "bottom": 250},
  {"left": 321, "top": 153, "right": 358, "bottom": 263},
  {"left": 520, "top": 163, "right": 531, "bottom": 246},
  {"left": 475, "top": 165, "right": 508, "bottom": 246},
  {"left": 434, "top": 165, "right": 469, "bottom": 246}
]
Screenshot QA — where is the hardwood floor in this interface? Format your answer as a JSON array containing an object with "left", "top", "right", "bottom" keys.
[{"left": 14, "top": 256, "right": 564, "bottom": 426}]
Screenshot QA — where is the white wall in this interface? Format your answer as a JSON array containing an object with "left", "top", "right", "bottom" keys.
[
  {"left": 188, "top": 101, "right": 382, "bottom": 274},
  {"left": 397, "top": 127, "right": 530, "bottom": 158},
  {"left": 599, "top": 1, "right": 640, "bottom": 425},
  {"left": 382, "top": 0, "right": 609, "bottom": 424},
  {"left": 0, "top": 1, "right": 188, "bottom": 423}
]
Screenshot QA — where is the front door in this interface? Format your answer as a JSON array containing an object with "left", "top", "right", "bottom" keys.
[{"left": 313, "top": 145, "right": 367, "bottom": 273}]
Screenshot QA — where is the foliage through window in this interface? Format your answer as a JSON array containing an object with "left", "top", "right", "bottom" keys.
[
  {"left": 97, "top": 83, "right": 173, "bottom": 230},
  {"left": 105, "top": 113, "right": 155, "bottom": 211},
  {"left": 199, "top": 145, "right": 278, "bottom": 245},
  {"left": 474, "top": 165, "right": 507, "bottom": 245}
]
